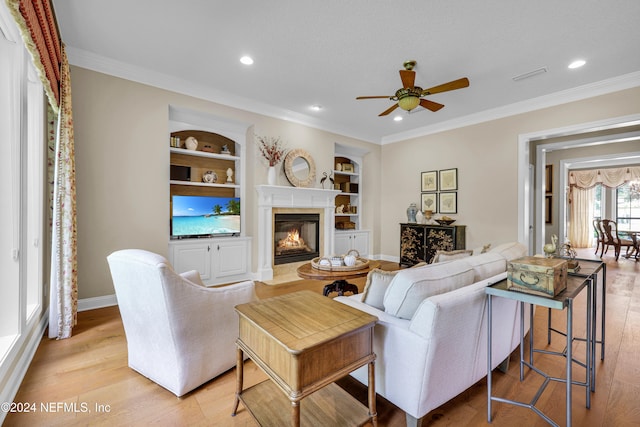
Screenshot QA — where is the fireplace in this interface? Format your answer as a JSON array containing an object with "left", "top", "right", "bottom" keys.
[{"left": 274, "top": 213, "right": 320, "bottom": 265}]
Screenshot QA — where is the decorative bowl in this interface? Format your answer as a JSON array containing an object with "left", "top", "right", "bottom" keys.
[{"left": 435, "top": 219, "right": 456, "bottom": 226}]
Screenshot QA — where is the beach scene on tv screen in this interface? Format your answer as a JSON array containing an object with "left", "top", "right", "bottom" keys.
[{"left": 172, "top": 196, "right": 240, "bottom": 236}]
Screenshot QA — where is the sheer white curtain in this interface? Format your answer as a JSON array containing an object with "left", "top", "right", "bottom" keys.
[{"left": 568, "top": 186, "right": 595, "bottom": 248}]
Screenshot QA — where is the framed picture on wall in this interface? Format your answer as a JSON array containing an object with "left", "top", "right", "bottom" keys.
[
  {"left": 439, "top": 168, "right": 458, "bottom": 191},
  {"left": 545, "top": 195, "right": 552, "bottom": 224},
  {"left": 439, "top": 192, "right": 457, "bottom": 214},
  {"left": 545, "top": 165, "right": 553, "bottom": 194},
  {"left": 421, "top": 192, "right": 438, "bottom": 213},
  {"left": 421, "top": 170, "right": 438, "bottom": 192}
]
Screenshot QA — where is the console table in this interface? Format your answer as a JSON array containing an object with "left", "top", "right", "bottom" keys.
[
  {"left": 486, "top": 273, "right": 596, "bottom": 426},
  {"left": 232, "top": 291, "right": 378, "bottom": 426},
  {"left": 547, "top": 258, "right": 606, "bottom": 392},
  {"left": 399, "top": 223, "right": 466, "bottom": 266}
]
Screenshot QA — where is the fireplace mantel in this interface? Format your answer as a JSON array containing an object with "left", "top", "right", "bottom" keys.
[{"left": 256, "top": 185, "right": 340, "bottom": 280}]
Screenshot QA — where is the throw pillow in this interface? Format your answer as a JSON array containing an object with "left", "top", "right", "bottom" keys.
[
  {"left": 472, "top": 243, "right": 492, "bottom": 255},
  {"left": 383, "top": 261, "right": 475, "bottom": 319},
  {"left": 361, "top": 268, "right": 398, "bottom": 310},
  {"left": 431, "top": 249, "right": 473, "bottom": 264}
]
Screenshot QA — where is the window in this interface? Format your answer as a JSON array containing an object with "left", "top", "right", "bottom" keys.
[
  {"left": 0, "top": 2, "right": 46, "bottom": 382},
  {"left": 593, "top": 184, "right": 602, "bottom": 220},
  {"left": 616, "top": 182, "right": 640, "bottom": 231}
]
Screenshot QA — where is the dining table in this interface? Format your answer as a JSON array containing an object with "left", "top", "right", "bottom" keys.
[{"left": 619, "top": 230, "right": 639, "bottom": 260}]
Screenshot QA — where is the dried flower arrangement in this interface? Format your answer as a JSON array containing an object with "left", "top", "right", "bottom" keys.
[{"left": 256, "top": 135, "right": 287, "bottom": 167}]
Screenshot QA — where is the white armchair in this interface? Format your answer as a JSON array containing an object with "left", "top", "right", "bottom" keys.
[{"left": 107, "top": 249, "right": 257, "bottom": 397}]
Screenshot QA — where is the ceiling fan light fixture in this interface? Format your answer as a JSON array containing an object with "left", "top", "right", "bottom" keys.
[
  {"left": 396, "top": 87, "right": 422, "bottom": 111},
  {"left": 398, "top": 96, "right": 420, "bottom": 111}
]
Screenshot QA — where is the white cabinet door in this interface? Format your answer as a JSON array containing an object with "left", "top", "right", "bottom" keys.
[
  {"left": 334, "top": 233, "right": 352, "bottom": 256},
  {"left": 352, "top": 231, "right": 370, "bottom": 257},
  {"left": 170, "top": 241, "right": 212, "bottom": 282},
  {"left": 212, "top": 239, "right": 248, "bottom": 278},
  {"left": 334, "top": 230, "right": 370, "bottom": 257}
]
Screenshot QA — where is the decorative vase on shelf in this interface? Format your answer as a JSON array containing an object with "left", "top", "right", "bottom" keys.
[
  {"left": 267, "top": 166, "right": 277, "bottom": 185},
  {"left": 416, "top": 210, "right": 424, "bottom": 224},
  {"left": 406, "top": 203, "right": 418, "bottom": 223}
]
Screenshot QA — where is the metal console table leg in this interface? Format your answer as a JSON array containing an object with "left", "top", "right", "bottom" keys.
[{"left": 487, "top": 275, "right": 594, "bottom": 426}]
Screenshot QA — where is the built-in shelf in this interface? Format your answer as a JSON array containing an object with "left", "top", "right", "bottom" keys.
[
  {"left": 169, "top": 147, "right": 240, "bottom": 161},
  {"left": 169, "top": 180, "right": 240, "bottom": 189}
]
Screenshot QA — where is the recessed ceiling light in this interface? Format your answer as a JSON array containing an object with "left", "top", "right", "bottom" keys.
[
  {"left": 393, "top": 116, "right": 403, "bottom": 122},
  {"left": 568, "top": 59, "right": 586, "bottom": 69},
  {"left": 310, "top": 104, "right": 323, "bottom": 111},
  {"left": 240, "top": 56, "right": 254, "bottom": 65}
]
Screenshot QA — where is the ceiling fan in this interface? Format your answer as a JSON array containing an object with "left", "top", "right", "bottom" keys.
[{"left": 356, "top": 60, "right": 469, "bottom": 116}]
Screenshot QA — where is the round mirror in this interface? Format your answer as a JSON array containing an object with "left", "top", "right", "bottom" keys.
[{"left": 284, "top": 149, "right": 316, "bottom": 187}]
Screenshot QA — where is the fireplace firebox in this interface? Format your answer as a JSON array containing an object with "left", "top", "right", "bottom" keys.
[{"left": 274, "top": 213, "right": 320, "bottom": 265}]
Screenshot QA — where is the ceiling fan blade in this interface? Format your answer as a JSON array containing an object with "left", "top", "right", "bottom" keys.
[
  {"left": 419, "top": 98, "right": 445, "bottom": 112},
  {"left": 400, "top": 70, "right": 415, "bottom": 89},
  {"left": 379, "top": 103, "right": 400, "bottom": 116},
  {"left": 421, "top": 77, "right": 470, "bottom": 96},
  {"left": 356, "top": 95, "right": 393, "bottom": 100}
]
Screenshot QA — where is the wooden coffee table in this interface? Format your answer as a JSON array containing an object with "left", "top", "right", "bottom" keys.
[
  {"left": 232, "top": 291, "right": 378, "bottom": 426},
  {"left": 296, "top": 260, "right": 380, "bottom": 296}
]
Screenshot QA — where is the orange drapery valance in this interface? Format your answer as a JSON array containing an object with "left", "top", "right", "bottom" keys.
[{"left": 5, "top": 0, "right": 61, "bottom": 109}]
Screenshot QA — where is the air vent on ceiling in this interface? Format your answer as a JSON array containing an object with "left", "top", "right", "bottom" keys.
[{"left": 512, "top": 67, "right": 548, "bottom": 81}]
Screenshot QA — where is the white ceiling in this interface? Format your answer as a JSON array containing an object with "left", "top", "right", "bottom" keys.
[{"left": 52, "top": 0, "right": 640, "bottom": 144}]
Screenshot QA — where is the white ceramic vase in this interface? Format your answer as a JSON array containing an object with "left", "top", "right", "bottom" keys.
[{"left": 267, "top": 166, "right": 276, "bottom": 185}]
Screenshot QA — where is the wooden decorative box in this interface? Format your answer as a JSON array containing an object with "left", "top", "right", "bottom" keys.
[
  {"left": 507, "top": 256, "right": 568, "bottom": 298},
  {"left": 336, "top": 221, "right": 356, "bottom": 230},
  {"left": 340, "top": 182, "right": 359, "bottom": 193}
]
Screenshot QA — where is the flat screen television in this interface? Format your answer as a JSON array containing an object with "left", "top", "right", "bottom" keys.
[{"left": 171, "top": 195, "right": 241, "bottom": 238}]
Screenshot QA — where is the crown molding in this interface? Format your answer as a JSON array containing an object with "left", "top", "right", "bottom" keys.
[
  {"left": 65, "top": 47, "right": 376, "bottom": 143},
  {"left": 67, "top": 47, "right": 640, "bottom": 146},
  {"left": 381, "top": 71, "right": 640, "bottom": 144}
]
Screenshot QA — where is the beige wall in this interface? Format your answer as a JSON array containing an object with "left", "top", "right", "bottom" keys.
[
  {"left": 71, "top": 66, "right": 380, "bottom": 299},
  {"left": 378, "top": 87, "right": 640, "bottom": 258},
  {"left": 72, "top": 63, "right": 639, "bottom": 299}
]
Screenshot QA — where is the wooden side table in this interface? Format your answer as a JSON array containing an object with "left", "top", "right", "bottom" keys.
[{"left": 232, "top": 291, "right": 378, "bottom": 426}]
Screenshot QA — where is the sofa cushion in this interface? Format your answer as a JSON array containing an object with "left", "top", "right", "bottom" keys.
[
  {"left": 431, "top": 249, "right": 473, "bottom": 263},
  {"left": 459, "top": 252, "right": 507, "bottom": 282},
  {"left": 490, "top": 242, "right": 528, "bottom": 261},
  {"left": 383, "top": 261, "right": 475, "bottom": 319},
  {"left": 361, "top": 268, "right": 398, "bottom": 310}
]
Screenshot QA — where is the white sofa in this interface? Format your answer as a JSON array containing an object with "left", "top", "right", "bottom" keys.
[
  {"left": 107, "top": 249, "right": 257, "bottom": 397},
  {"left": 335, "top": 242, "right": 529, "bottom": 426}
]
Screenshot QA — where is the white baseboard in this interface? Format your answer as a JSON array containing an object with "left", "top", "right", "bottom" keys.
[
  {"left": 378, "top": 254, "right": 400, "bottom": 263},
  {"left": 77, "top": 294, "right": 117, "bottom": 312}
]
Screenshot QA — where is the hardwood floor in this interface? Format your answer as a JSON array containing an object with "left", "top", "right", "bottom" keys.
[{"left": 4, "top": 252, "right": 639, "bottom": 426}]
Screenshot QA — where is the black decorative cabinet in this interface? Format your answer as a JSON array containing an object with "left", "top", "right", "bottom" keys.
[{"left": 399, "top": 223, "right": 466, "bottom": 266}]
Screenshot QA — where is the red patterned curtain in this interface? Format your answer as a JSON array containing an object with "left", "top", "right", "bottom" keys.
[{"left": 5, "top": 0, "right": 61, "bottom": 109}]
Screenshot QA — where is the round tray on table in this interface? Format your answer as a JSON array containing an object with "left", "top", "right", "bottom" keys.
[{"left": 311, "top": 256, "right": 370, "bottom": 272}]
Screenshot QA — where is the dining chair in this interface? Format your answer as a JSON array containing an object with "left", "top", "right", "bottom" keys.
[
  {"left": 601, "top": 219, "right": 634, "bottom": 261},
  {"left": 592, "top": 219, "right": 604, "bottom": 255}
]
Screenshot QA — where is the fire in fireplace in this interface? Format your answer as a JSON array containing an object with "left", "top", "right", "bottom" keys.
[{"left": 274, "top": 213, "right": 320, "bottom": 265}]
